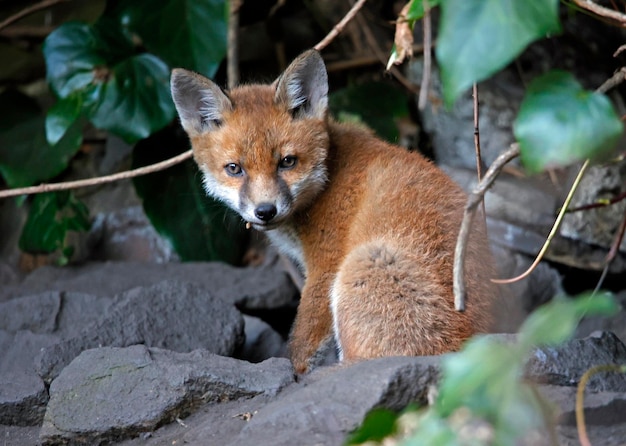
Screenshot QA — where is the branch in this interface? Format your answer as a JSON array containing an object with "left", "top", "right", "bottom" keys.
[
  {"left": 453, "top": 143, "right": 520, "bottom": 310},
  {"left": 491, "top": 159, "right": 590, "bottom": 285},
  {"left": 417, "top": 0, "right": 432, "bottom": 110},
  {"left": 570, "top": 0, "right": 626, "bottom": 27},
  {"left": 314, "top": 0, "right": 368, "bottom": 51},
  {"left": 0, "top": 150, "right": 193, "bottom": 199},
  {"left": 227, "top": 0, "right": 243, "bottom": 89},
  {"left": 0, "top": 0, "right": 69, "bottom": 32}
]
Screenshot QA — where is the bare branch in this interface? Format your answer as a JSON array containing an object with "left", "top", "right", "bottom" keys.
[
  {"left": 0, "top": 150, "right": 193, "bottom": 200},
  {"left": 417, "top": 1, "right": 432, "bottom": 110},
  {"left": 570, "top": 0, "right": 626, "bottom": 27},
  {"left": 0, "top": 0, "right": 69, "bottom": 32},
  {"left": 227, "top": 0, "right": 243, "bottom": 89},
  {"left": 314, "top": 0, "right": 368, "bottom": 51},
  {"left": 453, "top": 143, "right": 520, "bottom": 310}
]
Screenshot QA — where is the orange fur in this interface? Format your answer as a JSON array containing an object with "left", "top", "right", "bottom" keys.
[{"left": 171, "top": 50, "right": 496, "bottom": 374}]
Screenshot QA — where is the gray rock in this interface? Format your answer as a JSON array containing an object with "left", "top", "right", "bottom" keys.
[
  {"left": 576, "top": 291, "right": 626, "bottom": 345},
  {"left": 0, "top": 261, "right": 298, "bottom": 311},
  {"left": 526, "top": 331, "right": 626, "bottom": 392},
  {"left": 39, "top": 345, "right": 294, "bottom": 445},
  {"left": 240, "top": 315, "right": 287, "bottom": 363},
  {"left": 35, "top": 280, "right": 245, "bottom": 383},
  {"left": 0, "top": 330, "right": 60, "bottom": 375},
  {"left": 233, "top": 356, "right": 441, "bottom": 446},
  {"left": 0, "top": 371, "right": 47, "bottom": 426}
]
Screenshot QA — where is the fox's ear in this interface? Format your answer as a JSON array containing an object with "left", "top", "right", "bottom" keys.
[
  {"left": 170, "top": 69, "right": 232, "bottom": 137},
  {"left": 274, "top": 50, "right": 328, "bottom": 120}
]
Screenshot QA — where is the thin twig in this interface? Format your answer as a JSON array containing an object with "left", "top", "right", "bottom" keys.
[
  {"left": 355, "top": 6, "right": 420, "bottom": 93},
  {"left": 593, "top": 206, "right": 626, "bottom": 293},
  {"left": 227, "top": 0, "right": 243, "bottom": 89},
  {"left": 491, "top": 159, "right": 590, "bottom": 285},
  {"left": 576, "top": 364, "right": 626, "bottom": 446},
  {"left": 314, "top": 0, "right": 368, "bottom": 51},
  {"left": 0, "top": 150, "right": 193, "bottom": 199},
  {"left": 570, "top": 0, "right": 626, "bottom": 27},
  {"left": 0, "top": 0, "right": 69, "bottom": 32},
  {"left": 567, "top": 189, "right": 626, "bottom": 213},
  {"left": 417, "top": 0, "right": 432, "bottom": 110},
  {"left": 453, "top": 143, "right": 520, "bottom": 310},
  {"left": 596, "top": 67, "right": 626, "bottom": 94}
]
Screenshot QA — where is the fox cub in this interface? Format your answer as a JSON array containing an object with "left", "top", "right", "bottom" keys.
[{"left": 171, "top": 50, "right": 495, "bottom": 373}]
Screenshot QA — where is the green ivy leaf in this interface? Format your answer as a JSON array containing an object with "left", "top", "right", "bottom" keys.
[
  {"left": 517, "top": 292, "right": 617, "bottom": 348},
  {"left": 106, "top": 0, "right": 228, "bottom": 78},
  {"left": 346, "top": 408, "right": 398, "bottom": 444},
  {"left": 514, "top": 71, "right": 624, "bottom": 174},
  {"left": 19, "top": 191, "right": 91, "bottom": 255},
  {"left": 0, "top": 89, "right": 83, "bottom": 188},
  {"left": 46, "top": 94, "right": 83, "bottom": 146},
  {"left": 407, "top": 0, "right": 441, "bottom": 21},
  {"left": 436, "top": 0, "right": 561, "bottom": 106},
  {"left": 132, "top": 127, "right": 248, "bottom": 263},
  {"left": 329, "top": 82, "right": 409, "bottom": 143},
  {"left": 43, "top": 21, "right": 175, "bottom": 143}
]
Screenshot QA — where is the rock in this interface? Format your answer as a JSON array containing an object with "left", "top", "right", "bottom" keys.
[
  {"left": 526, "top": 331, "right": 626, "bottom": 392},
  {"left": 35, "top": 280, "right": 245, "bottom": 383},
  {"left": 0, "top": 261, "right": 298, "bottom": 312},
  {"left": 240, "top": 315, "right": 287, "bottom": 363},
  {"left": 0, "top": 330, "right": 60, "bottom": 375},
  {"left": 232, "top": 356, "right": 440, "bottom": 446},
  {"left": 0, "top": 371, "right": 47, "bottom": 426},
  {"left": 39, "top": 345, "right": 294, "bottom": 445}
]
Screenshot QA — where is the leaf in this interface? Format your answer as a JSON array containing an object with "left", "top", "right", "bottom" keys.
[
  {"left": 43, "top": 21, "right": 175, "bottom": 143},
  {"left": 406, "top": 0, "right": 441, "bottom": 21},
  {"left": 346, "top": 408, "right": 398, "bottom": 444},
  {"left": 436, "top": 0, "right": 561, "bottom": 106},
  {"left": 329, "top": 82, "right": 409, "bottom": 142},
  {"left": 514, "top": 71, "right": 624, "bottom": 174},
  {"left": 19, "top": 191, "right": 91, "bottom": 255},
  {"left": 46, "top": 94, "right": 82, "bottom": 146},
  {"left": 105, "top": 0, "right": 228, "bottom": 78},
  {"left": 132, "top": 126, "right": 248, "bottom": 263},
  {"left": 517, "top": 292, "right": 617, "bottom": 348},
  {"left": 0, "top": 89, "right": 83, "bottom": 188}
]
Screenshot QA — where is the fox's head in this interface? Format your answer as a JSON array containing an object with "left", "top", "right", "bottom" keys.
[{"left": 170, "top": 50, "right": 330, "bottom": 231}]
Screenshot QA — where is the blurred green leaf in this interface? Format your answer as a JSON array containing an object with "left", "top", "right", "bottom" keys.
[
  {"left": 406, "top": 0, "right": 441, "bottom": 21},
  {"left": 329, "top": 82, "right": 409, "bottom": 142},
  {"left": 518, "top": 292, "right": 618, "bottom": 348},
  {"left": 0, "top": 89, "right": 83, "bottom": 188},
  {"left": 105, "top": 0, "right": 228, "bottom": 78},
  {"left": 436, "top": 0, "right": 560, "bottom": 106},
  {"left": 346, "top": 408, "right": 398, "bottom": 444},
  {"left": 19, "top": 191, "right": 90, "bottom": 257},
  {"left": 43, "top": 21, "right": 175, "bottom": 143},
  {"left": 46, "top": 94, "right": 82, "bottom": 146},
  {"left": 132, "top": 127, "right": 248, "bottom": 263},
  {"left": 514, "top": 71, "right": 624, "bottom": 174}
]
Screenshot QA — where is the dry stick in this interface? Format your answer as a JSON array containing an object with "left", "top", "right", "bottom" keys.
[
  {"left": 313, "top": 0, "right": 368, "bottom": 51},
  {"left": 0, "top": 150, "right": 193, "bottom": 199},
  {"left": 453, "top": 143, "right": 520, "bottom": 311},
  {"left": 593, "top": 206, "right": 626, "bottom": 293},
  {"left": 355, "top": 7, "right": 419, "bottom": 93},
  {"left": 567, "top": 189, "right": 626, "bottom": 213},
  {"left": 570, "top": 0, "right": 626, "bottom": 26},
  {"left": 0, "top": 0, "right": 69, "bottom": 31},
  {"left": 576, "top": 364, "right": 626, "bottom": 446},
  {"left": 417, "top": 0, "right": 431, "bottom": 110},
  {"left": 227, "top": 0, "right": 243, "bottom": 89},
  {"left": 472, "top": 82, "right": 487, "bottom": 223},
  {"left": 491, "top": 159, "right": 590, "bottom": 285}
]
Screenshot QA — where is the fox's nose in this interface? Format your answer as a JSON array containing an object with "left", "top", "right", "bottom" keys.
[{"left": 255, "top": 203, "right": 277, "bottom": 221}]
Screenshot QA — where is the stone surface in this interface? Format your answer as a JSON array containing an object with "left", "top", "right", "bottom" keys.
[
  {"left": 40, "top": 345, "right": 294, "bottom": 445},
  {"left": 35, "top": 280, "right": 245, "bottom": 383},
  {"left": 526, "top": 331, "right": 626, "bottom": 392},
  {"left": 240, "top": 315, "right": 288, "bottom": 363},
  {"left": 0, "top": 261, "right": 298, "bottom": 311},
  {"left": 576, "top": 291, "right": 626, "bottom": 345},
  {"left": 0, "top": 371, "right": 47, "bottom": 426}
]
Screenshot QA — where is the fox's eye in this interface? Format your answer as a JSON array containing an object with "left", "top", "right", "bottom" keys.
[
  {"left": 278, "top": 155, "right": 297, "bottom": 170},
  {"left": 225, "top": 163, "right": 243, "bottom": 176}
]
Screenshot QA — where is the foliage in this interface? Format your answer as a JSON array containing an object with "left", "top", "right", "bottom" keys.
[
  {"left": 347, "top": 293, "right": 618, "bottom": 445},
  {"left": 394, "top": 0, "right": 623, "bottom": 174}
]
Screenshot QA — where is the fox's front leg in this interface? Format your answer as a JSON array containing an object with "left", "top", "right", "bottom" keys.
[{"left": 289, "top": 273, "right": 335, "bottom": 374}]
